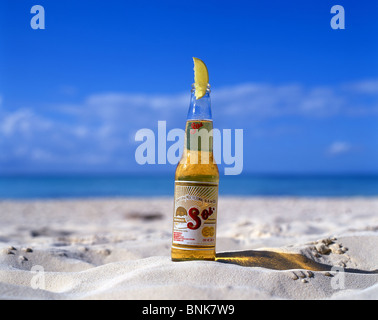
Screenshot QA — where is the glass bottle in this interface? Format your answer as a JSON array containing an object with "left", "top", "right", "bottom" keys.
[{"left": 171, "top": 84, "right": 219, "bottom": 261}]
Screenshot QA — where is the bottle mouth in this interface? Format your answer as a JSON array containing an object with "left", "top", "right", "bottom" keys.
[{"left": 191, "top": 83, "right": 211, "bottom": 92}]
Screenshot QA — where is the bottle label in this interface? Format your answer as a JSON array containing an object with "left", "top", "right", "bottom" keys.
[{"left": 172, "top": 181, "right": 218, "bottom": 249}]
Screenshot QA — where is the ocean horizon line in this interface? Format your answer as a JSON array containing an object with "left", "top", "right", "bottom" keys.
[
  {"left": 1, "top": 172, "right": 378, "bottom": 178},
  {"left": 1, "top": 174, "right": 378, "bottom": 199}
]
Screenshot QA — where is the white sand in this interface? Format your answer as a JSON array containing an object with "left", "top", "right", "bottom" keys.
[{"left": 0, "top": 197, "right": 377, "bottom": 300}]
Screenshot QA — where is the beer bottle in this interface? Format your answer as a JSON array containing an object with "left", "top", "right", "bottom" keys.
[{"left": 171, "top": 58, "right": 219, "bottom": 261}]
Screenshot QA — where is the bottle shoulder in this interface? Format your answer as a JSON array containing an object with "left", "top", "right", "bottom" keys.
[{"left": 175, "top": 161, "right": 219, "bottom": 183}]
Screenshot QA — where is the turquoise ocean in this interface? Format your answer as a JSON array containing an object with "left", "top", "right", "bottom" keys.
[{"left": 0, "top": 175, "right": 377, "bottom": 199}]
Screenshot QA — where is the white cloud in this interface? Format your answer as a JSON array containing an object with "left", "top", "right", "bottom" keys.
[
  {"left": 0, "top": 109, "right": 53, "bottom": 137},
  {"left": 72, "top": 126, "right": 89, "bottom": 138},
  {"left": 343, "top": 80, "right": 378, "bottom": 94},
  {"left": 1, "top": 109, "right": 34, "bottom": 136},
  {"left": 0, "top": 79, "right": 377, "bottom": 171},
  {"left": 85, "top": 92, "right": 187, "bottom": 112},
  {"left": 31, "top": 148, "right": 54, "bottom": 161},
  {"left": 327, "top": 142, "right": 352, "bottom": 156},
  {"left": 213, "top": 82, "right": 377, "bottom": 119},
  {"left": 50, "top": 79, "right": 378, "bottom": 128},
  {"left": 58, "top": 85, "right": 78, "bottom": 97}
]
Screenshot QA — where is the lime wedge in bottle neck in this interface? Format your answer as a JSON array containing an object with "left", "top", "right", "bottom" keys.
[{"left": 193, "top": 57, "right": 209, "bottom": 100}]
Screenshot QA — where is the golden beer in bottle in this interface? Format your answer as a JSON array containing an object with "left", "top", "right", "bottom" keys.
[{"left": 171, "top": 58, "right": 219, "bottom": 261}]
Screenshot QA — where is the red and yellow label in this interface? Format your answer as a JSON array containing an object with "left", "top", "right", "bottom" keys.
[{"left": 172, "top": 181, "right": 218, "bottom": 248}]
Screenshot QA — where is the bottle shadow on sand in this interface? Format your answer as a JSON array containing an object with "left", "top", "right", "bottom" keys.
[{"left": 215, "top": 250, "right": 378, "bottom": 274}]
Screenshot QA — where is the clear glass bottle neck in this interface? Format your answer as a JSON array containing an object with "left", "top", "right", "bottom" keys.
[{"left": 187, "top": 84, "right": 212, "bottom": 120}]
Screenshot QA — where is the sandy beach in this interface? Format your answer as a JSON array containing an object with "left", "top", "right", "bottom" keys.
[{"left": 0, "top": 197, "right": 377, "bottom": 300}]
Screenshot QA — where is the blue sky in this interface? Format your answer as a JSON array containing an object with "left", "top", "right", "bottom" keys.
[{"left": 0, "top": 0, "right": 377, "bottom": 175}]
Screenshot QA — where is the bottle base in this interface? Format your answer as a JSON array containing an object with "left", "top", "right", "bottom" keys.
[{"left": 171, "top": 246, "right": 216, "bottom": 261}]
